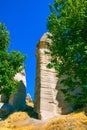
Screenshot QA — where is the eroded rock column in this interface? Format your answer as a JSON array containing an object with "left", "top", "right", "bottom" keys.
[{"left": 34, "top": 33, "right": 59, "bottom": 120}]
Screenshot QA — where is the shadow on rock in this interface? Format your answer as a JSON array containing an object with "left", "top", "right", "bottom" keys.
[
  {"left": 0, "top": 102, "right": 14, "bottom": 120},
  {"left": 0, "top": 102, "right": 38, "bottom": 121},
  {"left": 24, "top": 105, "right": 38, "bottom": 119}
]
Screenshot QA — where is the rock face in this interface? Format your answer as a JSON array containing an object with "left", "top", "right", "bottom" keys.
[
  {"left": 34, "top": 33, "right": 72, "bottom": 120},
  {"left": 0, "top": 70, "right": 26, "bottom": 111},
  {"left": 0, "top": 103, "right": 14, "bottom": 119},
  {"left": 26, "top": 93, "right": 32, "bottom": 103},
  {"left": 0, "top": 94, "right": 8, "bottom": 103},
  {"left": 9, "top": 70, "right": 26, "bottom": 110}
]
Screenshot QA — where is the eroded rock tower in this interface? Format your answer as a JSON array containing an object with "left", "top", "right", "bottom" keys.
[{"left": 34, "top": 33, "right": 73, "bottom": 120}]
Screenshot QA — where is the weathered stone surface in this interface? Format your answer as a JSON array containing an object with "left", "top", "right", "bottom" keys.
[
  {"left": 0, "top": 70, "right": 27, "bottom": 119},
  {"left": 34, "top": 33, "right": 73, "bottom": 120},
  {"left": 9, "top": 70, "right": 26, "bottom": 110}
]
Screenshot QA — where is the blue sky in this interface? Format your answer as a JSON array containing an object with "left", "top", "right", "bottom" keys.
[{"left": 0, "top": 0, "right": 53, "bottom": 99}]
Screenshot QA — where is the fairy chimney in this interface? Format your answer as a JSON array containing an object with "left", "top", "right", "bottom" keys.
[{"left": 34, "top": 33, "right": 73, "bottom": 120}]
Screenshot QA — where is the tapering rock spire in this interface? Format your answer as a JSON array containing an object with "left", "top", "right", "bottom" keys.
[{"left": 34, "top": 33, "right": 73, "bottom": 120}]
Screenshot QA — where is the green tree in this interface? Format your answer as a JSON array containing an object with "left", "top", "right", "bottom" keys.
[
  {"left": 0, "top": 23, "right": 26, "bottom": 101},
  {"left": 47, "top": 0, "right": 87, "bottom": 109}
]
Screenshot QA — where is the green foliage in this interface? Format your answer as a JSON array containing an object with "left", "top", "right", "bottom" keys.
[
  {"left": 0, "top": 23, "right": 26, "bottom": 101},
  {"left": 47, "top": 0, "right": 87, "bottom": 108}
]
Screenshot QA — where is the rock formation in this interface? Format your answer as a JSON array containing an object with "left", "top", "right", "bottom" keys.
[
  {"left": 9, "top": 70, "right": 26, "bottom": 110},
  {"left": 0, "top": 102, "right": 14, "bottom": 119},
  {"left": 0, "top": 70, "right": 26, "bottom": 111},
  {"left": 26, "top": 93, "right": 32, "bottom": 103},
  {"left": 34, "top": 33, "right": 73, "bottom": 120}
]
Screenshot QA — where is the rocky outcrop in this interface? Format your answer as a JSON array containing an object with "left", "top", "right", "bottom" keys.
[
  {"left": 34, "top": 33, "right": 73, "bottom": 120},
  {"left": 0, "top": 103, "right": 14, "bottom": 119},
  {"left": 9, "top": 70, "right": 26, "bottom": 110},
  {"left": 0, "top": 70, "right": 27, "bottom": 119},
  {"left": 0, "top": 70, "right": 26, "bottom": 111}
]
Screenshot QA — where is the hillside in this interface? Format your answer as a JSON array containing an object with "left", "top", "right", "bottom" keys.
[{"left": 0, "top": 101, "right": 87, "bottom": 130}]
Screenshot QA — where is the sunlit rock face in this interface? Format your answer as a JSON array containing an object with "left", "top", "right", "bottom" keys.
[
  {"left": 26, "top": 93, "right": 32, "bottom": 103},
  {"left": 34, "top": 33, "right": 73, "bottom": 120},
  {"left": 9, "top": 70, "right": 26, "bottom": 110},
  {"left": 0, "top": 71, "right": 26, "bottom": 118}
]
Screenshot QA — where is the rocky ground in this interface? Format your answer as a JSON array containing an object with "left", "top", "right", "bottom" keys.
[{"left": 0, "top": 102, "right": 87, "bottom": 130}]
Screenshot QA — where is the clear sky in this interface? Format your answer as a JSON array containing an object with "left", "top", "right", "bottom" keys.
[{"left": 0, "top": 0, "right": 53, "bottom": 99}]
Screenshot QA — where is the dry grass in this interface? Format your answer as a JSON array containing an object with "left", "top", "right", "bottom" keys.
[
  {"left": 0, "top": 112, "right": 29, "bottom": 128},
  {"left": 1, "top": 111, "right": 87, "bottom": 130},
  {"left": 1, "top": 101, "right": 87, "bottom": 130},
  {"left": 42, "top": 111, "right": 87, "bottom": 130},
  {"left": 0, "top": 126, "right": 39, "bottom": 130}
]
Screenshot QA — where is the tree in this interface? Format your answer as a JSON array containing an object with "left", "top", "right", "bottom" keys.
[
  {"left": 0, "top": 23, "right": 26, "bottom": 101},
  {"left": 47, "top": 0, "right": 87, "bottom": 109}
]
